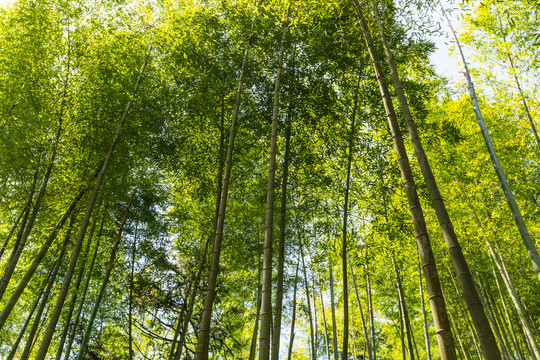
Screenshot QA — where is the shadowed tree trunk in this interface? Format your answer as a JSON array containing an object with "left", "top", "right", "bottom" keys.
[
  {"left": 271, "top": 114, "right": 292, "bottom": 360},
  {"left": 193, "top": 13, "right": 255, "bottom": 358},
  {"left": 172, "top": 91, "right": 227, "bottom": 360},
  {"left": 417, "top": 251, "right": 432, "bottom": 360},
  {"left": 350, "top": 1, "right": 457, "bottom": 358},
  {"left": 301, "top": 242, "right": 316, "bottom": 360},
  {"left": 371, "top": 2, "right": 500, "bottom": 358},
  {"left": 76, "top": 195, "right": 134, "bottom": 360},
  {"left": 455, "top": 177, "right": 540, "bottom": 359},
  {"left": 249, "top": 254, "right": 262, "bottom": 360},
  {"left": 63, "top": 220, "right": 104, "bottom": 360},
  {"left": 259, "top": 21, "right": 287, "bottom": 360},
  {"left": 55, "top": 214, "right": 97, "bottom": 360},
  {"left": 340, "top": 76, "right": 358, "bottom": 360},
  {"left": 349, "top": 255, "right": 372, "bottom": 360},
  {"left": 0, "top": 188, "right": 85, "bottom": 331},
  {"left": 329, "top": 257, "right": 339, "bottom": 360},
  {"left": 440, "top": 2, "right": 540, "bottom": 283},
  {"left": 287, "top": 259, "right": 299, "bottom": 360},
  {"left": 35, "top": 46, "right": 150, "bottom": 360},
  {"left": 21, "top": 214, "right": 74, "bottom": 360}
]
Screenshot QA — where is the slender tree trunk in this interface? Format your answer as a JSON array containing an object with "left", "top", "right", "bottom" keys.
[
  {"left": 35, "top": 47, "right": 149, "bottom": 360},
  {"left": 301, "top": 243, "right": 316, "bottom": 360},
  {"left": 350, "top": 310, "right": 358, "bottom": 360},
  {"left": 447, "top": 305, "right": 472, "bottom": 360},
  {"left": 271, "top": 115, "right": 292, "bottom": 360},
  {"left": 340, "top": 79, "right": 358, "bottom": 360},
  {"left": 0, "top": 55, "right": 70, "bottom": 296},
  {"left": 0, "top": 204, "right": 26, "bottom": 261},
  {"left": 312, "top": 275, "right": 319, "bottom": 358},
  {"left": 54, "top": 215, "right": 96, "bottom": 360},
  {"left": 63, "top": 221, "right": 104, "bottom": 360},
  {"left": 492, "top": 265, "right": 525, "bottom": 360},
  {"left": 193, "top": 17, "right": 254, "bottom": 360},
  {"left": 174, "top": 94, "right": 227, "bottom": 360},
  {"left": 249, "top": 255, "right": 263, "bottom": 360},
  {"left": 329, "top": 258, "right": 339, "bottom": 360},
  {"left": 486, "top": 279, "right": 515, "bottom": 359},
  {"left": 21, "top": 219, "right": 73, "bottom": 360},
  {"left": 169, "top": 274, "right": 190, "bottom": 360},
  {"left": 371, "top": 3, "right": 499, "bottom": 358},
  {"left": 455, "top": 177, "right": 540, "bottom": 359},
  {"left": 366, "top": 245, "right": 377, "bottom": 360},
  {"left": 7, "top": 171, "right": 38, "bottom": 262},
  {"left": 0, "top": 156, "right": 56, "bottom": 302},
  {"left": 259, "top": 22, "right": 287, "bottom": 360},
  {"left": 475, "top": 273, "right": 509, "bottom": 359},
  {"left": 6, "top": 258, "right": 54, "bottom": 360},
  {"left": 0, "top": 188, "right": 85, "bottom": 331},
  {"left": 444, "top": 263, "right": 482, "bottom": 360},
  {"left": 349, "top": 256, "right": 372, "bottom": 360},
  {"left": 525, "top": 306, "right": 540, "bottom": 349},
  {"left": 76, "top": 196, "right": 133, "bottom": 360},
  {"left": 388, "top": 244, "right": 415, "bottom": 360},
  {"left": 319, "top": 282, "right": 331, "bottom": 360},
  {"left": 129, "top": 225, "right": 138, "bottom": 360},
  {"left": 351, "top": 2, "right": 457, "bottom": 358},
  {"left": 287, "top": 260, "right": 299, "bottom": 360},
  {"left": 417, "top": 253, "right": 432, "bottom": 360},
  {"left": 440, "top": 2, "right": 540, "bottom": 282},
  {"left": 399, "top": 297, "right": 406, "bottom": 360}
]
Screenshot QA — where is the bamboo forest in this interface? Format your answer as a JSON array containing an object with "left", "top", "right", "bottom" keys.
[{"left": 1, "top": 0, "right": 540, "bottom": 358}]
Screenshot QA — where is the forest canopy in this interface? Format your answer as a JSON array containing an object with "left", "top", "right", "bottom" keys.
[{"left": 0, "top": 0, "right": 539, "bottom": 359}]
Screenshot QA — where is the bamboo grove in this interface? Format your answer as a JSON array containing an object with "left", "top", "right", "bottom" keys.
[{"left": 0, "top": 0, "right": 539, "bottom": 359}]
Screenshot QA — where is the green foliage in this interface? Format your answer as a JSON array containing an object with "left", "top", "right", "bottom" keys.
[{"left": 0, "top": 0, "right": 538, "bottom": 359}]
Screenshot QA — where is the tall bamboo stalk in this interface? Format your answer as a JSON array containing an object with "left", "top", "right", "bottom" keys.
[
  {"left": 366, "top": 244, "right": 377, "bottom": 360},
  {"left": 340, "top": 76, "right": 358, "bottom": 360},
  {"left": 319, "top": 282, "right": 331, "bottom": 360},
  {"left": 193, "top": 13, "right": 255, "bottom": 358},
  {"left": 272, "top": 101, "right": 292, "bottom": 360},
  {"left": 287, "top": 259, "right": 299, "bottom": 360},
  {"left": 259, "top": 21, "right": 287, "bottom": 360},
  {"left": 35, "top": 45, "right": 150, "bottom": 360},
  {"left": 0, "top": 188, "right": 85, "bottom": 331},
  {"left": 417, "top": 251, "right": 432, "bottom": 360},
  {"left": 350, "top": 2, "right": 457, "bottom": 357},
  {"left": 173, "top": 92, "right": 227, "bottom": 360},
  {"left": 76, "top": 195, "right": 134, "bottom": 360},
  {"left": 54, "top": 215, "right": 96, "bottom": 360},
  {"left": 455, "top": 177, "right": 540, "bottom": 359},
  {"left": 249, "top": 254, "right": 262, "bottom": 360},
  {"left": 302, "top": 242, "right": 316, "bottom": 360},
  {"left": 371, "top": 3, "right": 500, "bottom": 358},
  {"left": 388, "top": 242, "right": 415, "bottom": 360},
  {"left": 349, "top": 255, "right": 372, "bottom": 360},
  {"left": 63, "top": 222, "right": 103, "bottom": 360},
  {"left": 440, "top": 2, "right": 540, "bottom": 282},
  {"left": 21, "top": 220, "right": 72, "bottom": 360},
  {"left": 329, "top": 257, "right": 339, "bottom": 360}
]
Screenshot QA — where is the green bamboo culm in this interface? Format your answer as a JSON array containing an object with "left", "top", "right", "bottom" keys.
[{"left": 440, "top": 2, "right": 540, "bottom": 282}]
